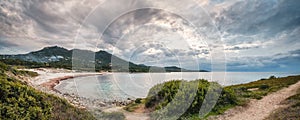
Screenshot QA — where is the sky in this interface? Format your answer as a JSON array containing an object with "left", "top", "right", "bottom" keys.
[{"left": 0, "top": 0, "right": 299, "bottom": 72}]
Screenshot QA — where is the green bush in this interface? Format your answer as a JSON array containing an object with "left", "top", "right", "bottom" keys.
[
  {"left": 269, "top": 75, "right": 276, "bottom": 79},
  {"left": 140, "top": 75, "right": 300, "bottom": 119},
  {"left": 259, "top": 84, "right": 269, "bottom": 90},
  {"left": 135, "top": 98, "right": 142, "bottom": 104},
  {"left": 100, "top": 112, "right": 125, "bottom": 120},
  {"left": 144, "top": 80, "right": 238, "bottom": 119},
  {"left": 0, "top": 62, "right": 95, "bottom": 120},
  {"left": 228, "top": 75, "right": 300, "bottom": 100}
]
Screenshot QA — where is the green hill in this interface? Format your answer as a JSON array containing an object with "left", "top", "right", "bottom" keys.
[
  {"left": 125, "top": 75, "right": 300, "bottom": 119},
  {"left": 0, "top": 62, "right": 95, "bottom": 119},
  {"left": 0, "top": 46, "right": 208, "bottom": 72}
]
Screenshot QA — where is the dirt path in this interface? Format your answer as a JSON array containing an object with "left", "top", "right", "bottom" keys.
[
  {"left": 122, "top": 111, "right": 150, "bottom": 120},
  {"left": 210, "top": 81, "right": 300, "bottom": 120},
  {"left": 103, "top": 107, "right": 150, "bottom": 120}
]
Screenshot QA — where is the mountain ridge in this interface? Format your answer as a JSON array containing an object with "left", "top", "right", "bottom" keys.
[{"left": 0, "top": 46, "right": 209, "bottom": 72}]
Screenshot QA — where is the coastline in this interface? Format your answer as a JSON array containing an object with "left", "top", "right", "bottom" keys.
[
  {"left": 41, "top": 74, "right": 102, "bottom": 93},
  {"left": 26, "top": 68, "right": 105, "bottom": 108},
  {"left": 26, "top": 68, "right": 133, "bottom": 109},
  {"left": 27, "top": 68, "right": 104, "bottom": 85},
  {"left": 26, "top": 69, "right": 300, "bottom": 119}
]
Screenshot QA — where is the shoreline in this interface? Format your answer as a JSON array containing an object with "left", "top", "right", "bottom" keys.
[
  {"left": 41, "top": 73, "right": 103, "bottom": 93},
  {"left": 27, "top": 68, "right": 133, "bottom": 109},
  {"left": 27, "top": 69, "right": 300, "bottom": 119}
]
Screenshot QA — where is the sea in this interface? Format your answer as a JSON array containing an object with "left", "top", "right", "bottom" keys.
[{"left": 54, "top": 72, "right": 299, "bottom": 101}]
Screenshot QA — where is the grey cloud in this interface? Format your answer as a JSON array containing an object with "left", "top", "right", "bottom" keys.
[
  {"left": 100, "top": 8, "right": 180, "bottom": 45},
  {"left": 0, "top": 0, "right": 299, "bottom": 71},
  {"left": 216, "top": 0, "right": 300, "bottom": 38},
  {"left": 226, "top": 49, "right": 300, "bottom": 71},
  {"left": 23, "top": 2, "right": 66, "bottom": 35},
  {"left": 0, "top": 38, "right": 18, "bottom": 49},
  {"left": 0, "top": 0, "right": 103, "bottom": 51}
]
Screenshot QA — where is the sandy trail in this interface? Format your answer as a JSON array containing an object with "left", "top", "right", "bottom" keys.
[
  {"left": 103, "top": 107, "right": 150, "bottom": 120},
  {"left": 123, "top": 111, "right": 149, "bottom": 120},
  {"left": 210, "top": 81, "right": 300, "bottom": 120}
]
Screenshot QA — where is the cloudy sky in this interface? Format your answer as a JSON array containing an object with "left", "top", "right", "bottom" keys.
[{"left": 0, "top": 0, "right": 299, "bottom": 72}]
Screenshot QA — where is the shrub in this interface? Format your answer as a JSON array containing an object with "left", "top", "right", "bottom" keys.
[
  {"left": 269, "top": 75, "right": 276, "bottom": 79},
  {"left": 259, "top": 84, "right": 269, "bottom": 90},
  {"left": 144, "top": 80, "right": 238, "bottom": 119},
  {"left": 229, "top": 75, "right": 300, "bottom": 100},
  {"left": 100, "top": 112, "right": 125, "bottom": 120},
  {"left": 0, "top": 62, "right": 95, "bottom": 120},
  {"left": 135, "top": 98, "right": 142, "bottom": 103}
]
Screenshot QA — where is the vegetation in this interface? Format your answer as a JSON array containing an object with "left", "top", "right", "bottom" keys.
[
  {"left": 124, "top": 98, "right": 146, "bottom": 112},
  {"left": 135, "top": 98, "right": 143, "bottom": 103},
  {"left": 0, "top": 46, "right": 208, "bottom": 72},
  {"left": 125, "top": 75, "right": 300, "bottom": 120},
  {"left": 96, "top": 112, "right": 125, "bottom": 120},
  {"left": 0, "top": 62, "right": 95, "bottom": 120},
  {"left": 265, "top": 87, "right": 300, "bottom": 120},
  {"left": 0, "top": 58, "right": 207, "bottom": 73},
  {"left": 143, "top": 80, "right": 239, "bottom": 119},
  {"left": 227, "top": 75, "right": 300, "bottom": 100},
  {"left": 0, "top": 59, "right": 46, "bottom": 68}
]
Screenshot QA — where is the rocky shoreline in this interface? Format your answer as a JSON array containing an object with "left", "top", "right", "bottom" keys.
[{"left": 61, "top": 93, "right": 136, "bottom": 109}]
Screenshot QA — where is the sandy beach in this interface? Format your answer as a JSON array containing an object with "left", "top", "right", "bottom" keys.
[{"left": 26, "top": 68, "right": 103, "bottom": 86}]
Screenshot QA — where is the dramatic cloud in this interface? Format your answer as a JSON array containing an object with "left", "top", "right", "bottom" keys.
[
  {"left": 226, "top": 49, "right": 300, "bottom": 72},
  {"left": 0, "top": 0, "right": 299, "bottom": 71}
]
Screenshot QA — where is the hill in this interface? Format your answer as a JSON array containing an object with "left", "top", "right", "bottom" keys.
[
  {"left": 0, "top": 46, "right": 208, "bottom": 72},
  {"left": 0, "top": 62, "right": 95, "bottom": 119},
  {"left": 124, "top": 75, "right": 300, "bottom": 119}
]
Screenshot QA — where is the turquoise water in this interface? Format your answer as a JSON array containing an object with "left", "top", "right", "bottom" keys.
[{"left": 54, "top": 72, "right": 299, "bottom": 101}]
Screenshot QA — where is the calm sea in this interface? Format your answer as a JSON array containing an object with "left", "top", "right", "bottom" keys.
[{"left": 54, "top": 72, "right": 299, "bottom": 101}]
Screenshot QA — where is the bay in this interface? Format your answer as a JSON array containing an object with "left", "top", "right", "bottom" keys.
[{"left": 54, "top": 72, "right": 299, "bottom": 101}]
